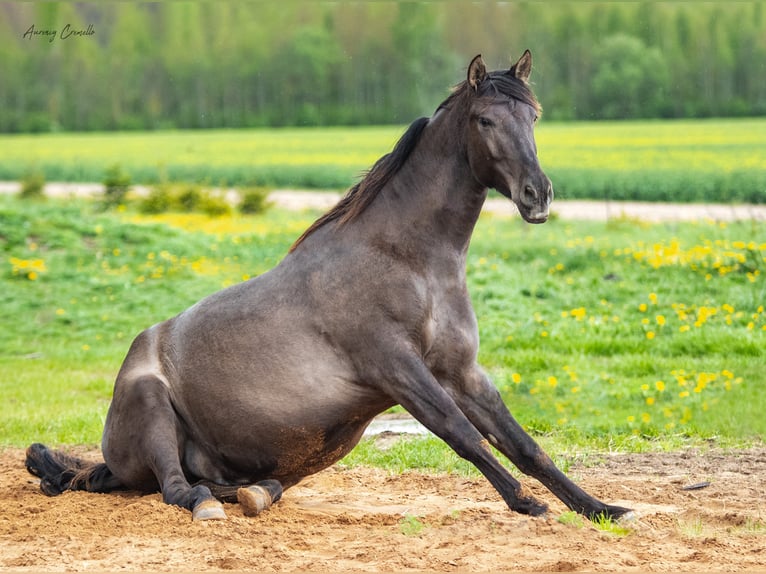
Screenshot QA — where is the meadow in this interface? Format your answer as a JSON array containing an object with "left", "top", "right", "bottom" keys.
[
  {"left": 1, "top": 195, "right": 763, "bottom": 473},
  {"left": 3, "top": 118, "right": 766, "bottom": 204}
]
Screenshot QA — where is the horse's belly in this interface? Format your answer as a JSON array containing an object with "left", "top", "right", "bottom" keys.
[{"left": 183, "top": 413, "right": 372, "bottom": 488}]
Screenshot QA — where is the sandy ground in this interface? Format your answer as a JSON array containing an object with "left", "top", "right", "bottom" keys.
[
  {"left": 1, "top": 443, "right": 765, "bottom": 572},
  {"left": 2, "top": 181, "right": 765, "bottom": 222}
]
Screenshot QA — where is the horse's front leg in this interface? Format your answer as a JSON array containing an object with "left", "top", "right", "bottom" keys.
[
  {"left": 375, "top": 350, "right": 548, "bottom": 516},
  {"left": 445, "top": 366, "right": 632, "bottom": 520}
]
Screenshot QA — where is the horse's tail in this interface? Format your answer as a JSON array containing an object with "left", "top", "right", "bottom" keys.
[{"left": 25, "top": 443, "right": 123, "bottom": 496}]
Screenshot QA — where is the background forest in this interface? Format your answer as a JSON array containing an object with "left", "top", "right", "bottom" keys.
[{"left": 2, "top": 2, "right": 765, "bottom": 132}]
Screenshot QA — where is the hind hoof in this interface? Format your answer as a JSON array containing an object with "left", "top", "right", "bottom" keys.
[
  {"left": 192, "top": 499, "right": 227, "bottom": 521},
  {"left": 237, "top": 481, "right": 281, "bottom": 517}
]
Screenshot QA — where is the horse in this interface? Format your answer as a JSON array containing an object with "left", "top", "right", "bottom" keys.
[{"left": 26, "top": 51, "right": 632, "bottom": 522}]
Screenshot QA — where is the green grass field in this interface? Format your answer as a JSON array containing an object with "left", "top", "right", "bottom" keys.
[
  {"left": 3, "top": 118, "right": 766, "bottom": 203},
  {"left": 1, "top": 196, "right": 763, "bottom": 468}
]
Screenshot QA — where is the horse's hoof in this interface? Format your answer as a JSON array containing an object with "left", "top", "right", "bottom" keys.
[
  {"left": 616, "top": 510, "right": 637, "bottom": 523},
  {"left": 192, "top": 499, "right": 227, "bottom": 521},
  {"left": 237, "top": 482, "right": 280, "bottom": 517}
]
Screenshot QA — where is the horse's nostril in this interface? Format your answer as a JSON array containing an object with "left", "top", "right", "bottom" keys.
[{"left": 522, "top": 185, "right": 538, "bottom": 207}]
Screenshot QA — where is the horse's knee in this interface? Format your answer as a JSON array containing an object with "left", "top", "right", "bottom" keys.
[{"left": 512, "top": 440, "right": 553, "bottom": 476}]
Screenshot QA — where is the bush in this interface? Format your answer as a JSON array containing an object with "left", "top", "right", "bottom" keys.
[
  {"left": 102, "top": 164, "right": 131, "bottom": 210},
  {"left": 177, "top": 185, "right": 203, "bottom": 212},
  {"left": 199, "top": 192, "right": 232, "bottom": 217},
  {"left": 239, "top": 187, "right": 271, "bottom": 214},
  {"left": 19, "top": 169, "right": 45, "bottom": 200},
  {"left": 139, "top": 185, "right": 174, "bottom": 214}
]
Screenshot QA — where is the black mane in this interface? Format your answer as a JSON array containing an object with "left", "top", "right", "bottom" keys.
[{"left": 290, "top": 117, "right": 429, "bottom": 251}]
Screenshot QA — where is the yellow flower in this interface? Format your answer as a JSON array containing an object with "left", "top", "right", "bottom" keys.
[
  {"left": 646, "top": 331, "right": 655, "bottom": 340},
  {"left": 646, "top": 397, "right": 655, "bottom": 406},
  {"left": 656, "top": 315, "right": 666, "bottom": 326},
  {"left": 655, "top": 380, "right": 666, "bottom": 392},
  {"left": 548, "top": 376, "right": 558, "bottom": 388},
  {"left": 569, "top": 307, "right": 587, "bottom": 320},
  {"left": 641, "top": 413, "right": 651, "bottom": 423},
  {"left": 638, "top": 303, "right": 648, "bottom": 312},
  {"left": 511, "top": 373, "right": 522, "bottom": 384},
  {"left": 649, "top": 293, "right": 658, "bottom": 304}
]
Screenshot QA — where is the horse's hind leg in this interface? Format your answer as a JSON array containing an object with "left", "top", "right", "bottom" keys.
[{"left": 103, "top": 374, "right": 226, "bottom": 521}]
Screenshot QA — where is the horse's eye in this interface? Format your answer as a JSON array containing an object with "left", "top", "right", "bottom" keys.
[{"left": 478, "top": 117, "right": 494, "bottom": 128}]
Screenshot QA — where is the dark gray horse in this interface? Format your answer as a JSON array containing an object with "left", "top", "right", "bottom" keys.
[{"left": 27, "top": 52, "right": 631, "bottom": 522}]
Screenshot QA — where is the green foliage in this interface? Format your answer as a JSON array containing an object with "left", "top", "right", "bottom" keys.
[
  {"left": 138, "top": 184, "right": 239, "bottom": 217},
  {"left": 101, "top": 164, "right": 131, "bottom": 210},
  {"left": 399, "top": 514, "right": 427, "bottom": 536},
  {"left": 591, "top": 35, "right": 669, "bottom": 119},
  {"left": 198, "top": 194, "right": 232, "bottom": 217},
  {"left": 239, "top": 187, "right": 272, "bottom": 215},
  {"left": 591, "top": 512, "right": 633, "bottom": 536},
  {"left": 177, "top": 185, "right": 203, "bottom": 212},
  {"left": 1, "top": 3, "right": 765, "bottom": 132},
  {"left": 19, "top": 168, "right": 45, "bottom": 200},
  {"left": 139, "top": 185, "right": 175, "bottom": 214},
  {"left": 557, "top": 511, "right": 585, "bottom": 528}
]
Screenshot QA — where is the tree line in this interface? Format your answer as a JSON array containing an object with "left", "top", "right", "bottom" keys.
[{"left": 1, "top": 2, "right": 764, "bottom": 132}]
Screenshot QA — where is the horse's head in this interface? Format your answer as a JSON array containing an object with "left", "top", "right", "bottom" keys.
[{"left": 464, "top": 51, "right": 553, "bottom": 223}]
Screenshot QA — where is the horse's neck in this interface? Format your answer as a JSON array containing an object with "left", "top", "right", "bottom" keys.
[{"left": 369, "top": 116, "right": 487, "bottom": 255}]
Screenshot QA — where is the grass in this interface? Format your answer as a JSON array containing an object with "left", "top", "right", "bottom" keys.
[
  {"left": 1, "top": 195, "right": 764, "bottom": 457},
  {"left": 1, "top": 118, "right": 765, "bottom": 203}
]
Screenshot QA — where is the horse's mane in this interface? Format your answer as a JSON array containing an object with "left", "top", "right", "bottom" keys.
[
  {"left": 289, "top": 117, "right": 429, "bottom": 252},
  {"left": 289, "top": 68, "right": 539, "bottom": 253}
]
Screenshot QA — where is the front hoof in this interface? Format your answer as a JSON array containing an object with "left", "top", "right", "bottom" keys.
[
  {"left": 237, "top": 480, "right": 282, "bottom": 517},
  {"left": 602, "top": 504, "right": 633, "bottom": 521},
  {"left": 515, "top": 497, "right": 549, "bottom": 517},
  {"left": 192, "top": 499, "right": 227, "bottom": 521},
  {"left": 587, "top": 504, "right": 633, "bottom": 523}
]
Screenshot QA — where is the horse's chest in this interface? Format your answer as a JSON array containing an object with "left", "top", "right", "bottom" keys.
[{"left": 422, "top": 290, "right": 479, "bottom": 373}]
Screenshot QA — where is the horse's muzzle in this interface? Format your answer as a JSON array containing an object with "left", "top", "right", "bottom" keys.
[{"left": 518, "top": 178, "right": 553, "bottom": 223}]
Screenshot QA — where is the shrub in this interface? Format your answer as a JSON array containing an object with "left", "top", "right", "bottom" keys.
[
  {"left": 199, "top": 193, "right": 232, "bottom": 217},
  {"left": 239, "top": 187, "right": 271, "bottom": 214},
  {"left": 139, "top": 185, "right": 174, "bottom": 214},
  {"left": 177, "top": 185, "right": 203, "bottom": 212},
  {"left": 102, "top": 164, "right": 131, "bottom": 210},
  {"left": 19, "top": 169, "right": 45, "bottom": 200}
]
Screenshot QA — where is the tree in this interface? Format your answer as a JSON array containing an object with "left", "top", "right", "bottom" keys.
[{"left": 590, "top": 34, "right": 669, "bottom": 119}]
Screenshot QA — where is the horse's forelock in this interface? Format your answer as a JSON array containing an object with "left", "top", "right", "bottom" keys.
[{"left": 478, "top": 72, "right": 542, "bottom": 114}]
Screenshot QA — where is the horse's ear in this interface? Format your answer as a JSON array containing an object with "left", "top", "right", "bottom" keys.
[
  {"left": 510, "top": 50, "right": 533, "bottom": 83},
  {"left": 467, "top": 54, "right": 487, "bottom": 91}
]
